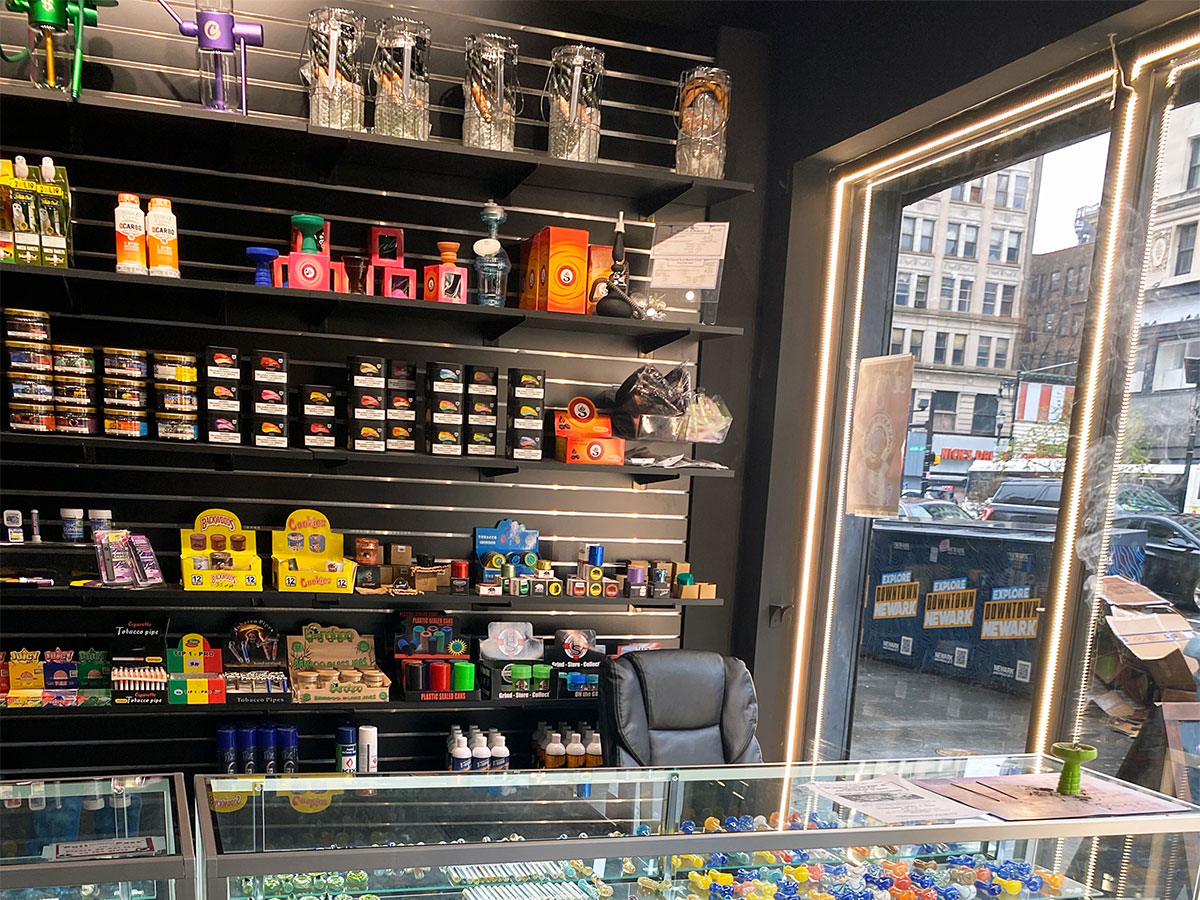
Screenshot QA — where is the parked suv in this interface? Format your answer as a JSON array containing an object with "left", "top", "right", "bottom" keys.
[
  {"left": 982, "top": 478, "right": 1176, "bottom": 524},
  {"left": 1112, "top": 513, "right": 1200, "bottom": 610}
]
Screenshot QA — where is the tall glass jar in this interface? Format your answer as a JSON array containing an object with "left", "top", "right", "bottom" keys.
[
  {"left": 463, "top": 33, "right": 520, "bottom": 152},
  {"left": 300, "top": 7, "right": 367, "bottom": 132},
  {"left": 675, "top": 66, "right": 731, "bottom": 179},
  {"left": 547, "top": 45, "right": 604, "bottom": 163},
  {"left": 371, "top": 16, "right": 431, "bottom": 140}
]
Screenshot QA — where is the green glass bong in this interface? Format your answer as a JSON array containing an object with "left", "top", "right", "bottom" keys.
[{"left": 2, "top": 0, "right": 118, "bottom": 99}]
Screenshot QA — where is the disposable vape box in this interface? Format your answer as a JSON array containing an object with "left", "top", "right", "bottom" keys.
[
  {"left": 386, "top": 422, "right": 416, "bottom": 452},
  {"left": 251, "top": 384, "right": 288, "bottom": 415},
  {"left": 302, "top": 418, "right": 336, "bottom": 447},
  {"left": 206, "top": 347, "right": 240, "bottom": 380},
  {"left": 205, "top": 380, "right": 240, "bottom": 412},
  {"left": 509, "top": 401, "right": 544, "bottom": 430},
  {"left": 467, "top": 396, "right": 498, "bottom": 426},
  {"left": 387, "top": 390, "right": 417, "bottom": 420},
  {"left": 300, "top": 384, "right": 336, "bottom": 417},
  {"left": 427, "top": 362, "right": 464, "bottom": 394},
  {"left": 251, "top": 415, "right": 288, "bottom": 449},
  {"left": 388, "top": 360, "right": 417, "bottom": 389},
  {"left": 349, "top": 422, "right": 385, "bottom": 452},
  {"left": 507, "top": 430, "right": 542, "bottom": 460},
  {"left": 348, "top": 356, "right": 386, "bottom": 388},
  {"left": 466, "top": 426, "right": 497, "bottom": 456},
  {"left": 207, "top": 412, "right": 241, "bottom": 444},
  {"left": 351, "top": 386, "right": 385, "bottom": 420},
  {"left": 428, "top": 424, "right": 463, "bottom": 455},
  {"left": 508, "top": 368, "right": 545, "bottom": 399},
  {"left": 467, "top": 366, "right": 498, "bottom": 395},
  {"left": 428, "top": 394, "right": 464, "bottom": 425}
]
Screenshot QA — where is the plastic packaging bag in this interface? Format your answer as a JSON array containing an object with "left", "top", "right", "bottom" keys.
[
  {"left": 612, "top": 364, "right": 692, "bottom": 439},
  {"left": 681, "top": 390, "right": 732, "bottom": 443}
]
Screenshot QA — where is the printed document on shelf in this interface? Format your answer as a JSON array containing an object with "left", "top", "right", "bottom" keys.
[{"left": 805, "top": 774, "right": 985, "bottom": 824}]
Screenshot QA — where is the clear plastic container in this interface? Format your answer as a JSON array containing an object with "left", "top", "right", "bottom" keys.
[
  {"left": 371, "top": 17, "right": 431, "bottom": 140},
  {"left": 547, "top": 45, "right": 603, "bottom": 162},
  {"left": 463, "top": 34, "right": 520, "bottom": 151},
  {"left": 300, "top": 7, "right": 367, "bottom": 132},
  {"left": 675, "top": 66, "right": 730, "bottom": 179}
]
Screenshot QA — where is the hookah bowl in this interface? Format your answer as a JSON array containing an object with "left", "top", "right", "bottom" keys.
[
  {"left": 1050, "top": 742, "right": 1097, "bottom": 796},
  {"left": 246, "top": 246, "right": 279, "bottom": 285},
  {"left": 291, "top": 214, "right": 325, "bottom": 253}
]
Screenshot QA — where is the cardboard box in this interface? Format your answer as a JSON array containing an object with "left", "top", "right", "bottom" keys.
[
  {"left": 536, "top": 227, "right": 589, "bottom": 314},
  {"left": 223, "top": 617, "right": 291, "bottom": 705},
  {"left": 287, "top": 623, "right": 391, "bottom": 703},
  {"left": 556, "top": 436, "right": 626, "bottom": 465},
  {"left": 519, "top": 234, "right": 540, "bottom": 310},
  {"left": 1105, "top": 606, "right": 1198, "bottom": 693},
  {"left": 395, "top": 613, "right": 470, "bottom": 659},
  {"left": 553, "top": 409, "right": 613, "bottom": 437},
  {"left": 166, "top": 634, "right": 226, "bottom": 705},
  {"left": 271, "top": 508, "right": 357, "bottom": 593},
  {"left": 389, "top": 544, "right": 414, "bottom": 566}
]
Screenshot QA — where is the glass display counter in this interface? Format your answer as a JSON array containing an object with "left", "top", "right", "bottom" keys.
[
  {"left": 195, "top": 755, "right": 1199, "bottom": 900},
  {"left": 0, "top": 773, "right": 194, "bottom": 900}
]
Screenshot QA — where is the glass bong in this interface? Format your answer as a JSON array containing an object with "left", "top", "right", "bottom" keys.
[{"left": 472, "top": 200, "right": 510, "bottom": 307}]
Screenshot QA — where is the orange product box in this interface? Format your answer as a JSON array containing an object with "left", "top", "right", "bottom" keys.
[
  {"left": 536, "top": 226, "right": 589, "bottom": 314},
  {"left": 519, "top": 235, "right": 539, "bottom": 309},
  {"left": 553, "top": 410, "right": 613, "bottom": 438},
  {"left": 556, "top": 436, "right": 626, "bottom": 465},
  {"left": 586, "top": 244, "right": 614, "bottom": 313}
]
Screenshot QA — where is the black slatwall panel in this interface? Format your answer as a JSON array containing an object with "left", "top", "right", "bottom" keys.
[{"left": 0, "top": 0, "right": 748, "bottom": 780}]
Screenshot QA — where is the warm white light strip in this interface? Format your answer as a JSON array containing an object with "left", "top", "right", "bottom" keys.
[
  {"left": 1166, "top": 54, "right": 1200, "bottom": 85},
  {"left": 1132, "top": 31, "right": 1200, "bottom": 78},
  {"left": 784, "top": 68, "right": 1115, "bottom": 771}
]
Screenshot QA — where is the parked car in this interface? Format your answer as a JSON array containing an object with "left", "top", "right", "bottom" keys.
[
  {"left": 897, "top": 499, "right": 975, "bottom": 521},
  {"left": 982, "top": 478, "right": 1176, "bottom": 523},
  {"left": 1112, "top": 513, "right": 1200, "bottom": 610}
]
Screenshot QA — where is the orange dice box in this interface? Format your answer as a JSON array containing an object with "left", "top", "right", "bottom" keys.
[{"left": 535, "top": 227, "right": 588, "bottom": 314}]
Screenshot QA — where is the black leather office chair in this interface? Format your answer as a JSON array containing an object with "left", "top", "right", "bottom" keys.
[{"left": 598, "top": 649, "right": 763, "bottom": 767}]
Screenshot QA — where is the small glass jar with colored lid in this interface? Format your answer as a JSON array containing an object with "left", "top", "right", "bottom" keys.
[
  {"left": 154, "top": 382, "right": 198, "bottom": 413},
  {"left": 3, "top": 308, "right": 50, "bottom": 342},
  {"left": 9, "top": 372, "right": 54, "bottom": 401},
  {"left": 53, "top": 376, "right": 96, "bottom": 406},
  {"left": 156, "top": 412, "right": 198, "bottom": 441},
  {"left": 52, "top": 344, "right": 94, "bottom": 375},
  {"left": 55, "top": 405, "right": 98, "bottom": 434},
  {"left": 102, "top": 347, "right": 148, "bottom": 378},
  {"left": 102, "top": 378, "right": 147, "bottom": 408},
  {"left": 103, "top": 407, "right": 148, "bottom": 438},
  {"left": 152, "top": 352, "right": 197, "bottom": 383},
  {"left": 9, "top": 402, "right": 56, "bottom": 431},
  {"left": 6, "top": 340, "right": 53, "bottom": 372}
]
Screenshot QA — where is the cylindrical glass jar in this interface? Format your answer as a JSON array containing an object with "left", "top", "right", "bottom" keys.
[
  {"left": 9, "top": 402, "right": 56, "bottom": 432},
  {"left": 102, "top": 378, "right": 148, "bottom": 409},
  {"left": 300, "top": 7, "right": 367, "bottom": 132},
  {"left": 154, "top": 382, "right": 199, "bottom": 413},
  {"left": 55, "top": 405, "right": 97, "bottom": 435},
  {"left": 371, "top": 17, "right": 431, "bottom": 140},
  {"left": 53, "top": 376, "right": 96, "bottom": 406},
  {"left": 675, "top": 66, "right": 731, "bottom": 179},
  {"left": 463, "top": 34, "right": 519, "bottom": 152},
  {"left": 52, "top": 344, "right": 94, "bottom": 376},
  {"left": 547, "top": 45, "right": 603, "bottom": 163},
  {"left": 6, "top": 340, "right": 53, "bottom": 372},
  {"left": 103, "top": 407, "right": 148, "bottom": 438},
  {"left": 102, "top": 347, "right": 148, "bottom": 379},
  {"left": 9, "top": 372, "right": 55, "bottom": 402},
  {"left": 156, "top": 412, "right": 199, "bottom": 441}
]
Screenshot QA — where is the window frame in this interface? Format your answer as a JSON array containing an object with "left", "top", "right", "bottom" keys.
[
  {"left": 976, "top": 335, "right": 993, "bottom": 367},
  {"left": 1175, "top": 221, "right": 1196, "bottom": 275}
]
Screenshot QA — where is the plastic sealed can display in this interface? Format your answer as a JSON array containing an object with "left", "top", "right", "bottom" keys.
[
  {"left": 102, "top": 347, "right": 148, "bottom": 379},
  {"left": 55, "top": 405, "right": 97, "bottom": 435},
  {"left": 151, "top": 352, "right": 197, "bottom": 383},
  {"left": 3, "top": 308, "right": 51, "bottom": 342},
  {"left": 154, "top": 382, "right": 198, "bottom": 413},
  {"left": 9, "top": 402, "right": 56, "bottom": 432},
  {"left": 51, "top": 344, "right": 94, "bottom": 376},
  {"left": 53, "top": 376, "right": 95, "bottom": 406},
  {"left": 6, "top": 340, "right": 53, "bottom": 372},
  {"left": 156, "top": 412, "right": 198, "bottom": 441},
  {"left": 103, "top": 407, "right": 148, "bottom": 438},
  {"left": 9, "top": 372, "right": 54, "bottom": 401},
  {"left": 102, "top": 378, "right": 147, "bottom": 408}
]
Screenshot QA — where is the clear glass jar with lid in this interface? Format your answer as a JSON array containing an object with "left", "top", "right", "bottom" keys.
[{"left": 371, "top": 16, "right": 431, "bottom": 140}]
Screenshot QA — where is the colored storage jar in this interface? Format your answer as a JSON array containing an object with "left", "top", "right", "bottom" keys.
[
  {"left": 6, "top": 340, "right": 53, "bottom": 372},
  {"left": 9, "top": 372, "right": 54, "bottom": 401},
  {"left": 52, "top": 344, "right": 94, "bottom": 375},
  {"left": 156, "top": 412, "right": 198, "bottom": 441},
  {"left": 3, "top": 308, "right": 50, "bottom": 342},
  {"left": 152, "top": 352, "right": 198, "bottom": 383},
  {"left": 102, "top": 378, "right": 147, "bottom": 408},
  {"left": 55, "top": 405, "right": 98, "bottom": 434},
  {"left": 9, "top": 402, "right": 56, "bottom": 432},
  {"left": 102, "top": 347, "right": 148, "bottom": 378},
  {"left": 154, "top": 382, "right": 198, "bottom": 413},
  {"left": 53, "top": 376, "right": 96, "bottom": 406},
  {"left": 103, "top": 407, "right": 148, "bottom": 438}
]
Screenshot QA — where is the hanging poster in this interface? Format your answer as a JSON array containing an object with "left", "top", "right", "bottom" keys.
[{"left": 847, "top": 354, "right": 914, "bottom": 517}]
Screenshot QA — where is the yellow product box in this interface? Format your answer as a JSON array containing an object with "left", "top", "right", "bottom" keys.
[
  {"left": 286, "top": 623, "right": 391, "bottom": 703},
  {"left": 180, "top": 508, "right": 263, "bottom": 591},
  {"left": 271, "top": 508, "right": 357, "bottom": 593},
  {"left": 167, "top": 634, "right": 226, "bottom": 705},
  {"left": 7, "top": 648, "right": 44, "bottom": 707},
  {"left": 1, "top": 160, "right": 15, "bottom": 263}
]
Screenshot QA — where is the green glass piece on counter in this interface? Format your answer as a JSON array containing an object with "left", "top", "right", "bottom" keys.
[{"left": 1051, "top": 741, "right": 1097, "bottom": 795}]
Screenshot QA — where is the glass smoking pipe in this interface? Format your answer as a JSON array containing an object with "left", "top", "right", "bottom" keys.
[
  {"left": 2, "top": 0, "right": 116, "bottom": 98},
  {"left": 156, "top": 0, "right": 263, "bottom": 114}
]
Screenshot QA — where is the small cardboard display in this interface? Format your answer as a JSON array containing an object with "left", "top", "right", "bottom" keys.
[
  {"left": 166, "top": 633, "right": 226, "bottom": 705},
  {"left": 180, "top": 508, "right": 263, "bottom": 591},
  {"left": 224, "top": 618, "right": 291, "bottom": 705},
  {"left": 287, "top": 623, "right": 390, "bottom": 703},
  {"left": 395, "top": 613, "right": 470, "bottom": 660},
  {"left": 272, "top": 509, "right": 357, "bottom": 593},
  {"left": 474, "top": 518, "right": 540, "bottom": 579}
]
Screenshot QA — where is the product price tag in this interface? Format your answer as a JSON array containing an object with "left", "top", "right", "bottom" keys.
[
  {"left": 649, "top": 222, "right": 729, "bottom": 259},
  {"left": 46, "top": 836, "right": 164, "bottom": 861},
  {"left": 511, "top": 386, "right": 544, "bottom": 400}
]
